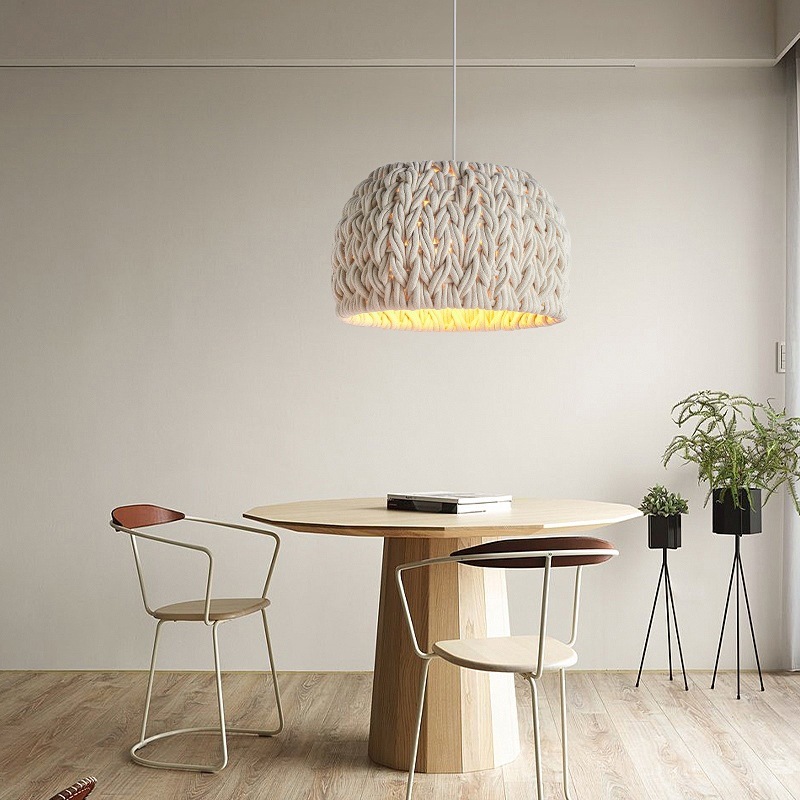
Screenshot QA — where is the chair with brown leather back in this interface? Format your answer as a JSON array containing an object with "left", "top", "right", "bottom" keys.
[
  {"left": 397, "top": 535, "right": 618, "bottom": 800},
  {"left": 110, "top": 504, "right": 284, "bottom": 773}
]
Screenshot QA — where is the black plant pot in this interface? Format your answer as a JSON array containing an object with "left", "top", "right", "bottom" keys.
[
  {"left": 712, "top": 488, "right": 762, "bottom": 535},
  {"left": 648, "top": 515, "right": 681, "bottom": 549}
]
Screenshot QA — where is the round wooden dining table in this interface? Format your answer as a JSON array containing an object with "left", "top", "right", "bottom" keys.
[{"left": 244, "top": 497, "right": 640, "bottom": 774}]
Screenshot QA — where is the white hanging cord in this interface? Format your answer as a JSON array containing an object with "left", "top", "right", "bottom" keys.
[{"left": 452, "top": 0, "right": 457, "bottom": 161}]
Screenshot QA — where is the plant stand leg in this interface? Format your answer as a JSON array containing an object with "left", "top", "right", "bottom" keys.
[
  {"left": 635, "top": 557, "right": 665, "bottom": 688},
  {"left": 665, "top": 550, "right": 673, "bottom": 681},
  {"left": 735, "top": 535, "right": 741, "bottom": 699},
  {"left": 712, "top": 534, "right": 763, "bottom": 699},
  {"left": 710, "top": 544, "right": 738, "bottom": 691},
  {"left": 664, "top": 558, "right": 689, "bottom": 691},
  {"left": 737, "top": 540, "right": 765, "bottom": 692}
]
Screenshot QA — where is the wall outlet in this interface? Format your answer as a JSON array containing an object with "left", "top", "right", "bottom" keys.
[{"left": 777, "top": 341, "right": 786, "bottom": 373}]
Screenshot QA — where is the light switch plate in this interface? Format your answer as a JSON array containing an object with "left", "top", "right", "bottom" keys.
[{"left": 777, "top": 341, "right": 786, "bottom": 373}]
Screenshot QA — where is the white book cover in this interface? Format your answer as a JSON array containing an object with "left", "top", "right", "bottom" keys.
[{"left": 387, "top": 492, "right": 512, "bottom": 505}]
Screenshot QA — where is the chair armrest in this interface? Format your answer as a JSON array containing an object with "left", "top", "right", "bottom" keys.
[
  {"left": 395, "top": 564, "right": 436, "bottom": 661},
  {"left": 111, "top": 521, "right": 215, "bottom": 624},
  {"left": 185, "top": 517, "right": 281, "bottom": 599},
  {"left": 567, "top": 566, "right": 583, "bottom": 648}
]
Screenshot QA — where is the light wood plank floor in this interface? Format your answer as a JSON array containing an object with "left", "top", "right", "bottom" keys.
[{"left": 3, "top": 670, "right": 799, "bottom": 799}]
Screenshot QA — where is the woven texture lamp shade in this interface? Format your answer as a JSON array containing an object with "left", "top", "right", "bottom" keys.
[{"left": 332, "top": 161, "right": 569, "bottom": 331}]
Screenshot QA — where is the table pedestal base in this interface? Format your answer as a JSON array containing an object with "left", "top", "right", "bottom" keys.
[{"left": 368, "top": 536, "right": 521, "bottom": 773}]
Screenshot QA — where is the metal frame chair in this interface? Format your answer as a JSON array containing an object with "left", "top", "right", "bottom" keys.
[
  {"left": 110, "top": 504, "right": 284, "bottom": 773},
  {"left": 396, "top": 536, "right": 618, "bottom": 800}
]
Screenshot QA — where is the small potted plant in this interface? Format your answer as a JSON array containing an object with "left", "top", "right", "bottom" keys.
[
  {"left": 639, "top": 485, "right": 688, "bottom": 549},
  {"left": 662, "top": 390, "right": 800, "bottom": 535}
]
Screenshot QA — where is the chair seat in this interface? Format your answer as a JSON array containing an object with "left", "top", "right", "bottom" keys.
[
  {"left": 433, "top": 635, "right": 578, "bottom": 673},
  {"left": 153, "top": 597, "right": 270, "bottom": 621}
]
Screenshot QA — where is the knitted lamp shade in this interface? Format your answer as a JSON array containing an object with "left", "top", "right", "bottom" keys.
[{"left": 332, "top": 161, "right": 570, "bottom": 331}]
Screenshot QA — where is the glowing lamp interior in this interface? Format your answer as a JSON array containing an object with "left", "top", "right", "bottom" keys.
[{"left": 343, "top": 308, "right": 561, "bottom": 332}]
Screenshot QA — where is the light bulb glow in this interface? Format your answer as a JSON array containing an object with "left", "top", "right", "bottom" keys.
[{"left": 344, "top": 308, "right": 558, "bottom": 332}]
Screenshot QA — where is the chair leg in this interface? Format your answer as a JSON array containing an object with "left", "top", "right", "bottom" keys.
[
  {"left": 405, "top": 658, "right": 432, "bottom": 800},
  {"left": 128, "top": 621, "right": 228, "bottom": 772},
  {"left": 559, "top": 669, "right": 573, "bottom": 800},
  {"left": 138, "top": 619, "right": 165, "bottom": 745},
  {"left": 131, "top": 619, "right": 227, "bottom": 772},
  {"left": 526, "top": 675, "right": 544, "bottom": 800},
  {"left": 130, "top": 615, "right": 282, "bottom": 773},
  {"left": 259, "top": 609, "right": 284, "bottom": 735},
  {"left": 210, "top": 621, "right": 229, "bottom": 772}
]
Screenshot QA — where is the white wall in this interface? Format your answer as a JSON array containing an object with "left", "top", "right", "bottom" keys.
[
  {"left": 0, "top": 63, "right": 786, "bottom": 671},
  {"left": 0, "top": 0, "right": 776, "bottom": 64}
]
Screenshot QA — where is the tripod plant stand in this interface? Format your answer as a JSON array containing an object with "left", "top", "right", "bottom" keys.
[
  {"left": 635, "top": 542, "right": 688, "bottom": 691},
  {"left": 710, "top": 489, "right": 765, "bottom": 700},
  {"left": 660, "top": 390, "right": 800, "bottom": 699}
]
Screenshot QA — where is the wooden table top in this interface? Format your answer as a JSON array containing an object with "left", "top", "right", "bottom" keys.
[{"left": 244, "top": 497, "right": 641, "bottom": 539}]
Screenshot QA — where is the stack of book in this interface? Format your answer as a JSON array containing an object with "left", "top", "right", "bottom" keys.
[{"left": 386, "top": 492, "right": 512, "bottom": 514}]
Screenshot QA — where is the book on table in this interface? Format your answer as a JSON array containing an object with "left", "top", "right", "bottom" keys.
[{"left": 386, "top": 492, "right": 513, "bottom": 514}]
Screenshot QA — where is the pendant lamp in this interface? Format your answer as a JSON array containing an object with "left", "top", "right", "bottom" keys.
[{"left": 331, "top": 1, "right": 570, "bottom": 331}]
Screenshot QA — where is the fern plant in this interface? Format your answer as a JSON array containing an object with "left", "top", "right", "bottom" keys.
[
  {"left": 639, "top": 485, "right": 688, "bottom": 517},
  {"left": 662, "top": 390, "right": 800, "bottom": 512}
]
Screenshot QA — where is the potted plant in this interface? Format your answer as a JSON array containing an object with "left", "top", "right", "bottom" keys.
[
  {"left": 635, "top": 483, "right": 690, "bottom": 689},
  {"left": 639, "top": 485, "right": 688, "bottom": 549},
  {"left": 662, "top": 390, "right": 800, "bottom": 535}
]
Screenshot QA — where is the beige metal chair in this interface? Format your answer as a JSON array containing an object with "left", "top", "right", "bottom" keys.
[
  {"left": 396, "top": 536, "right": 618, "bottom": 800},
  {"left": 110, "top": 504, "right": 284, "bottom": 773}
]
